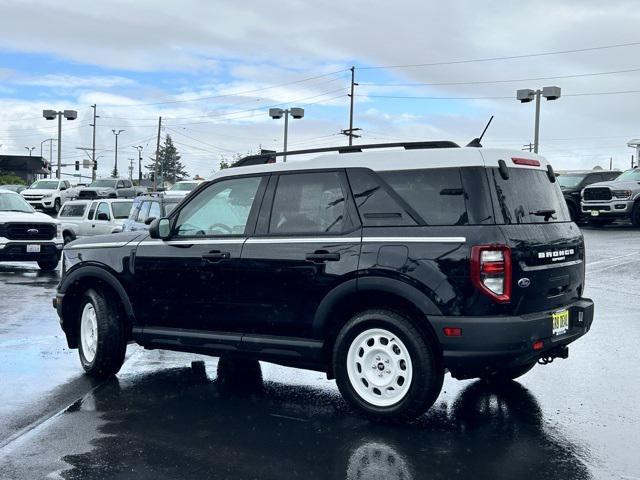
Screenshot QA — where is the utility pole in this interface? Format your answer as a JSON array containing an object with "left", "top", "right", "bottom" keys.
[
  {"left": 341, "top": 66, "right": 361, "bottom": 145},
  {"left": 111, "top": 129, "right": 124, "bottom": 178},
  {"left": 154, "top": 116, "right": 162, "bottom": 191},
  {"left": 609, "top": 157, "right": 613, "bottom": 170},
  {"left": 128, "top": 158, "right": 134, "bottom": 181},
  {"left": 90, "top": 104, "right": 98, "bottom": 181},
  {"left": 133, "top": 145, "right": 143, "bottom": 184}
]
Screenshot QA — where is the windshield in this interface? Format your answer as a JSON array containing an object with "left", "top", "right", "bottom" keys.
[
  {"left": 489, "top": 168, "right": 570, "bottom": 223},
  {"left": 615, "top": 169, "right": 640, "bottom": 182},
  {"left": 557, "top": 174, "right": 586, "bottom": 189},
  {"left": 90, "top": 180, "right": 117, "bottom": 188},
  {"left": 0, "top": 192, "right": 33, "bottom": 212},
  {"left": 170, "top": 182, "right": 198, "bottom": 191},
  {"left": 0, "top": 185, "right": 23, "bottom": 192},
  {"left": 29, "top": 180, "right": 59, "bottom": 190},
  {"left": 112, "top": 201, "right": 133, "bottom": 219},
  {"left": 59, "top": 203, "right": 87, "bottom": 217}
]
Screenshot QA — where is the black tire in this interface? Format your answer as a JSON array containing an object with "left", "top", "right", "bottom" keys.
[
  {"left": 333, "top": 309, "right": 443, "bottom": 422},
  {"left": 78, "top": 288, "right": 127, "bottom": 378},
  {"left": 567, "top": 203, "right": 578, "bottom": 223},
  {"left": 481, "top": 362, "right": 536, "bottom": 384},
  {"left": 216, "top": 356, "right": 263, "bottom": 393},
  {"left": 37, "top": 257, "right": 59, "bottom": 270},
  {"left": 53, "top": 198, "right": 61, "bottom": 214},
  {"left": 63, "top": 232, "right": 75, "bottom": 245},
  {"left": 631, "top": 202, "right": 640, "bottom": 227}
]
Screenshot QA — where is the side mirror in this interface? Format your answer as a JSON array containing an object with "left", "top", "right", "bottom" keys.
[
  {"left": 96, "top": 212, "right": 109, "bottom": 221},
  {"left": 144, "top": 216, "right": 156, "bottom": 226},
  {"left": 149, "top": 217, "right": 171, "bottom": 239},
  {"left": 60, "top": 186, "right": 67, "bottom": 191}
]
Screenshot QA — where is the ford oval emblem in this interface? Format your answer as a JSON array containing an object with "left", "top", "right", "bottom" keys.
[
  {"left": 27, "top": 228, "right": 39, "bottom": 234},
  {"left": 518, "top": 278, "right": 531, "bottom": 288}
]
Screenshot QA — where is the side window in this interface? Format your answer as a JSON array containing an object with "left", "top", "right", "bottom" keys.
[
  {"left": 87, "top": 202, "right": 98, "bottom": 220},
  {"left": 96, "top": 202, "right": 110, "bottom": 221},
  {"left": 269, "top": 172, "right": 346, "bottom": 234},
  {"left": 175, "top": 176, "right": 262, "bottom": 237},
  {"left": 347, "top": 169, "right": 416, "bottom": 226},
  {"left": 147, "top": 201, "right": 161, "bottom": 220},
  {"left": 123, "top": 180, "right": 132, "bottom": 188},
  {"left": 378, "top": 168, "right": 469, "bottom": 226},
  {"left": 116, "top": 180, "right": 125, "bottom": 188},
  {"left": 136, "top": 201, "right": 151, "bottom": 222}
]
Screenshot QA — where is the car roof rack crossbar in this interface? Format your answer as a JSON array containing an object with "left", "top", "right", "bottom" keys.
[{"left": 233, "top": 140, "right": 460, "bottom": 167}]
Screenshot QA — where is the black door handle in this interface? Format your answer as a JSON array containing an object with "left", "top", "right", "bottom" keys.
[
  {"left": 306, "top": 251, "right": 340, "bottom": 262},
  {"left": 202, "top": 251, "right": 231, "bottom": 262}
]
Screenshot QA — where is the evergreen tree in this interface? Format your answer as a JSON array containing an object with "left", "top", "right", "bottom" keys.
[{"left": 145, "top": 134, "right": 188, "bottom": 183}]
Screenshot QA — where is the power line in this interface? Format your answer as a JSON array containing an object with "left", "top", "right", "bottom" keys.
[
  {"left": 359, "top": 40, "right": 640, "bottom": 70},
  {"left": 359, "top": 66, "right": 640, "bottom": 87},
  {"left": 358, "top": 89, "right": 640, "bottom": 100},
  {"left": 98, "top": 69, "right": 349, "bottom": 108}
]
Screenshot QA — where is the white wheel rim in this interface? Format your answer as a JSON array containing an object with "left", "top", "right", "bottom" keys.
[
  {"left": 346, "top": 328, "right": 413, "bottom": 407},
  {"left": 80, "top": 303, "right": 98, "bottom": 363}
]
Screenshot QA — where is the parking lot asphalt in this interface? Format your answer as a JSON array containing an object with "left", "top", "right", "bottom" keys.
[{"left": 0, "top": 226, "right": 638, "bottom": 479}]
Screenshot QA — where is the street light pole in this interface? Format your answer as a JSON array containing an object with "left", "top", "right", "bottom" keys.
[
  {"left": 111, "top": 129, "right": 124, "bottom": 178},
  {"left": 268, "top": 107, "right": 304, "bottom": 163},
  {"left": 133, "top": 146, "right": 143, "bottom": 183},
  {"left": 516, "top": 86, "right": 561, "bottom": 154},
  {"left": 24, "top": 146, "right": 35, "bottom": 156},
  {"left": 43, "top": 109, "right": 77, "bottom": 179}
]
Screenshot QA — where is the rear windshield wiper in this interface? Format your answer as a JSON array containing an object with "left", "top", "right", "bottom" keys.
[{"left": 529, "top": 209, "right": 556, "bottom": 221}]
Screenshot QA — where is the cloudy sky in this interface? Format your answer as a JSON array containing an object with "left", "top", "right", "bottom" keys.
[{"left": 1, "top": 0, "right": 640, "bottom": 179}]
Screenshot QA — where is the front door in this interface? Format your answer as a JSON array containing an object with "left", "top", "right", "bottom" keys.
[
  {"left": 238, "top": 170, "right": 361, "bottom": 338},
  {"left": 133, "top": 175, "right": 267, "bottom": 333}
]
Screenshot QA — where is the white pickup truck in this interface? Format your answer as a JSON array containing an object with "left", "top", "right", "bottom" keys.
[
  {"left": 21, "top": 179, "right": 73, "bottom": 214},
  {"left": 58, "top": 199, "right": 134, "bottom": 243}
]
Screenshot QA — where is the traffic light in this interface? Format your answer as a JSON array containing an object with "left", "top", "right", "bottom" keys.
[
  {"left": 75, "top": 161, "right": 80, "bottom": 171},
  {"left": 93, "top": 160, "right": 97, "bottom": 171}
]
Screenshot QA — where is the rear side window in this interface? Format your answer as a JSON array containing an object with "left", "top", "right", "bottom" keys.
[
  {"left": 136, "top": 201, "right": 151, "bottom": 222},
  {"left": 347, "top": 169, "right": 416, "bottom": 226},
  {"left": 269, "top": 172, "right": 346, "bottom": 234},
  {"left": 87, "top": 202, "right": 97, "bottom": 220},
  {"left": 112, "top": 201, "right": 133, "bottom": 219},
  {"left": 378, "top": 168, "right": 469, "bottom": 226},
  {"left": 148, "top": 201, "right": 161, "bottom": 220},
  {"left": 59, "top": 203, "right": 86, "bottom": 217},
  {"left": 488, "top": 168, "right": 571, "bottom": 224}
]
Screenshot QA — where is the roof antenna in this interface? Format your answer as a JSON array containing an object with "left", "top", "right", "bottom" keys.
[{"left": 466, "top": 115, "right": 494, "bottom": 148}]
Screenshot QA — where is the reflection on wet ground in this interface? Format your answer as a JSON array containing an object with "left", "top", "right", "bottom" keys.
[{"left": 58, "top": 359, "right": 590, "bottom": 480}]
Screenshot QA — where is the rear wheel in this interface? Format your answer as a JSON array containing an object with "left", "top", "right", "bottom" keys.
[
  {"left": 333, "top": 309, "right": 443, "bottom": 421},
  {"left": 631, "top": 202, "right": 640, "bottom": 227},
  {"left": 78, "top": 288, "right": 126, "bottom": 377},
  {"left": 481, "top": 362, "right": 536, "bottom": 384},
  {"left": 37, "top": 257, "right": 58, "bottom": 270}
]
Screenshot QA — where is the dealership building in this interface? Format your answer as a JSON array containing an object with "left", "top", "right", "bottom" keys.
[{"left": 0, "top": 155, "right": 50, "bottom": 183}]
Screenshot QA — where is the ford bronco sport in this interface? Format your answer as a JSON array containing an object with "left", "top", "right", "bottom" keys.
[{"left": 54, "top": 141, "right": 594, "bottom": 421}]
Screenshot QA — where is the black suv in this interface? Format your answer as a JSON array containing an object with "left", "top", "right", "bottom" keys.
[
  {"left": 54, "top": 142, "right": 594, "bottom": 421},
  {"left": 557, "top": 170, "right": 620, "bottom": 221}
]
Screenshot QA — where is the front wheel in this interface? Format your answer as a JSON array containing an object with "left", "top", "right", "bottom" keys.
[
  {"left": 52, "top": 198, "right": 61, "bottom": 214},
  {"left": 78, "top": 288, "right": 126, "bottom": 377},
  {"left": 631, "top": 203, "right": 640, "bottom": 227},
  {"left": 333, "top": 310, "right": 443, "bottom": 421},
  {"left": 37, "top": 257, "right": 59, "bottom": 270}
]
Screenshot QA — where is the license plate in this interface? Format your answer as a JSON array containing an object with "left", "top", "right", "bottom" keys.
[
  {"left": 552, "top": 309, "right": 570, "bottom": 336},
  {"left": 26, "top": 244, "right": 41, "bottom": 253},
  {"left": 590, "top": 210, "right": 600, "bottom": 217}
]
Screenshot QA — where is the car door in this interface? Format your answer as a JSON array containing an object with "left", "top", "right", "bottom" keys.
[
  {"left": 238, "top": 170, "right": 361, "bottom": 338},
  {"left": 91, "top": 201, "right": 113, "bottom": 235},
  {"left": 77, "top": 201, "right": 98, "bottom": 237},
  {"left": 133, "top": 174, "right": 267, "bottom": 333}
]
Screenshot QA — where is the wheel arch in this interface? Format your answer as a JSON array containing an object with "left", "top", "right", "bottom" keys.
[
  {"left": 59, "top": 265, "right": 135, "bottom": 348},
  {"left": 313, "top": 276, "right": 444, "bottom": 377}
]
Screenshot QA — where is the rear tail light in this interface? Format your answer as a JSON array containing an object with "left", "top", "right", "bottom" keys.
[{"left": 471, "top": 245, "right": 512, "bottom": 303}]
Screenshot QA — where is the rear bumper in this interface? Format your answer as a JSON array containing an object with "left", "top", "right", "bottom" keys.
[{"left": 430, "top": 298, "right": 594, "bottom": 378}]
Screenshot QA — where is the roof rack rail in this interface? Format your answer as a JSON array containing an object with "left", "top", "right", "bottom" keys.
[{"left": 233, "top": 140, "right": 460, "bottom": 167}]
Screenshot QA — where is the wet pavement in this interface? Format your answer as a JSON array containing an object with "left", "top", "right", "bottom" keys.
[{"left": 0, "top": 226, "right": 638, "bottom": 479}]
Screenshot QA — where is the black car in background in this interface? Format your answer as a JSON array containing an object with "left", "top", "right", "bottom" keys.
[{"left": 557, "top": 170, "right": 620, "bottom": 221}]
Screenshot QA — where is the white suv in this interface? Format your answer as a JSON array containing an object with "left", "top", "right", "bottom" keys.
[
  {"left": 0, "top": 189, "right": 63, "bottom": 270},
  {"left": 21, "top": 179, "right": 72, "bottom": 214}
]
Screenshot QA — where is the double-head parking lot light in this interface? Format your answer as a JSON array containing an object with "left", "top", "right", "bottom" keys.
[
  {"left": 43, "top": 109, "right": 78, "bottom": 178},
  {"left": 516, "top": 86, "right": 561, "bottom": 154},
  {"left": 269, "top": 107, "right": 305, "bottom": 162}
]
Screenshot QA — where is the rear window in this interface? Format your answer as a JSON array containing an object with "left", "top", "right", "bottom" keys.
[
  {"left": 112, "top": 201, "right": 133, "bottom": 219},
  {"left": 59, "top": 203, "right": 86, "bottom": 217},
  {"left": 488, "top": 168, "right": 571, "bottom": 224}
]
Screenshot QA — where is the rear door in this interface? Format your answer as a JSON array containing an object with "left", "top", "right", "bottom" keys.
[
  {"left": 238, "top": 170, "right": 361, "bottom": 338},
  {"left": 485, "top": 164, "right": 585, "bottom": 315}
]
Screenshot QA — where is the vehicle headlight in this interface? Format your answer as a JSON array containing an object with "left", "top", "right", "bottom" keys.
[
  {"left": 98, "top": 191, "right": 108, "bottom": 196},
  {"left": 612, "top": 189, "right": 632, "bottom": 199},
  {"left": 56, "top": 223, "right": 62, "bottom": 238},
  {"left": 42, "top": 193, "right": 52, "bottom": 198}
]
